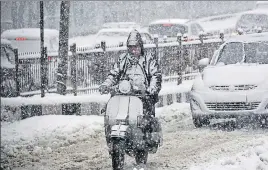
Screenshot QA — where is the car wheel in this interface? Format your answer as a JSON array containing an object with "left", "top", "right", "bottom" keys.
[{"left": 193, "top": 116, "right": 210, "bottom": 128}]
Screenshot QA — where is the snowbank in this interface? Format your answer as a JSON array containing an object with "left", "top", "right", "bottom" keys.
[
  {"left": 0, "top": 103, "right": 191, "bottom": 169},
  {"left": 190, "top": 137, "right": 268, "bottom": 170},
  {"left": 1, "top": 115, "right": 104, "bottom": 158}
]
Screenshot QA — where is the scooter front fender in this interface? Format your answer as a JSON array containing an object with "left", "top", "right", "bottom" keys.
[{"left": 110, "top": 124, "right": 129, "bottom": 138}]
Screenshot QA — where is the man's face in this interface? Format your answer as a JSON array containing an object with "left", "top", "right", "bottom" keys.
[{"left": 128, "top": 45, "right": 141, "bottom": 57}]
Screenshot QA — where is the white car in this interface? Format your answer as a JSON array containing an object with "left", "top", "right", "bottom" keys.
[
  {"left": 235, "top": 9, "right": 268, "bottom": 34},
  {"left": 148, "top": 19, "right": 207, "bottom": 42},
  {"left": 190, "top": 32, "right": 268, "bottom": 127},
  {"left": 1, "top": 28, "right": 59, "bottom": 53},
  {"left": 94, "top": 28, "right": 153, "bottom": 47}
]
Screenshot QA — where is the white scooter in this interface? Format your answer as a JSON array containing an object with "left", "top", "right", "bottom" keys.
[{"left": 101, "top": 80, "right": 163, "bottom": 170}]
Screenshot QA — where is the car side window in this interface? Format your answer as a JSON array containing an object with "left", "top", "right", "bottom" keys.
[
  {"left": 190, "top": 24, "right": 198, "bottom": 36},
  {"left": 145, "top": 33, "right": 153, "bottom": 42},
  {"left": 195, "top": 24, "right": 204, "bottom": 32}
]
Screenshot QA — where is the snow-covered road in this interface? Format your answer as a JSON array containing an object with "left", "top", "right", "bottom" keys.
[{"left": 1, "top": 103, "right": 268, "bottom": 170}]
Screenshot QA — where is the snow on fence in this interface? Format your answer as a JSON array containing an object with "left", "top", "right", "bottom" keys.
[
  {"left": 1, "top": 82, "right": 193, "bottom": 122},
  {"left": 14, "top": 38, "right": 223, "bottom": 95}
]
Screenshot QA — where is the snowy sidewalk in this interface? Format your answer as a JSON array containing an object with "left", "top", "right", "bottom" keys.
[{"left": 1, "top": 103, "right": 268, "bottom": 170}]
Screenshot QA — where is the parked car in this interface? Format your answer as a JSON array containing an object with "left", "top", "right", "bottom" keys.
[
  {"left": 94, "top": 28, "right": 153, "bottom": 47},
  {"left": 235, "top": 10, "right": 268, "bottom": 34},
  {"left": 190, "top": 32, "right": 268, "bottom": 127},
  {"left": 148, "top": 19, "right": 208, "bottom": 42},
  {"left": 1, "top": 28, "right": 59, "bottom": 53}
]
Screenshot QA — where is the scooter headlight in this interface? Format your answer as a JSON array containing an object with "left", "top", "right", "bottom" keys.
[{"left": 119, "top": 80, "right": 131, "bottom": 94}]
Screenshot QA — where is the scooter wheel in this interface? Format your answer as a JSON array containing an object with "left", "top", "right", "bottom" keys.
[{"left": 111, "top": 140, "right": 125, "bottom": 170}]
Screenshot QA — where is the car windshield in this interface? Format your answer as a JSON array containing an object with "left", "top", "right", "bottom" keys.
[
  {"left": 217, "top": 42, "right": 244, "bottom": 64},
  {"left": 244, "top": 42, "right": 268, "bottom": 64},
  {"left": 217, "top": 41, "right": 268, "bottom": 65},
  {"left": 148, "top": 24, "right": 188, "bottom": 37}
]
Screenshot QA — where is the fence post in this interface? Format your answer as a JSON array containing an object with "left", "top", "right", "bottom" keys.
[
  {"left": 100, "top": 41, "right": 106, "bottom": 83},
  {"left": 101, "top": 41, "right": 106, "bottom": 52},
  {"left": 199, "top": 31, "right": 204, "bottom": 44},
  {"left": 177, "top": 33, "right": 182, "bottom": 85},
  {"left": 40, "top": 47, "right": 46, "bottom": 97},
  {"left": 14, "top": 48, "right": 20, "bottom": 97},
  {"left": 153, "top": 34, "right": 159, "bottom": 63},
  {"left": 44, "top": 47, "right": 48, "bottom": 90},
  {"left": 220, "top": 30, "right": 224, "bottom": 42},
  {"left": 70, "top": 43, "right": 77, "bottom": 96}
]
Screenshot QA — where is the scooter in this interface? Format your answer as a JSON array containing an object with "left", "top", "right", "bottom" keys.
[{"left": 100, "top": 80, "right": 163, "bottom": 170}]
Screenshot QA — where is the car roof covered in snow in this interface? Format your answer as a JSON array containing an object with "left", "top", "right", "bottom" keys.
[
  {"left": 149, "top": 19, "right": 190, "bottom": 25},
  {"left": 226, "top": 32, "right": 268, "bottom": 43},
  {"left": 102, "top": 22, "right": 140, "bottom": 29},
  {"left": 97, "top": 28, "right": 150, "bottom": 34},
  {"left": 1, "top": 28, "right": 59, "bottom": 40}
]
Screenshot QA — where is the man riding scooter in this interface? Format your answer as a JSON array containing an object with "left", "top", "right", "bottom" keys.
[{"left": 99, "top": 29, "right": 163, "bottom": 169}]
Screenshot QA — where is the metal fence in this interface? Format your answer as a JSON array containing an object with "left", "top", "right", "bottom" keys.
[{"left": 17, "top": 38, "right": 224, "bottom": 96}]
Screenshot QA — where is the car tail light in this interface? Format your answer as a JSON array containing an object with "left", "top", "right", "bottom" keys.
[
  {"left": 163, "top": 24, "right": 173, "bottom": 27},
  {"left": 15, "top": 37, "right": 27, "bottom": 41}
]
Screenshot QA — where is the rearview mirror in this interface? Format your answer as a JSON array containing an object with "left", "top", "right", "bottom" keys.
[{"left": 198, "top": 58, "right": 209, "bottom": 67}]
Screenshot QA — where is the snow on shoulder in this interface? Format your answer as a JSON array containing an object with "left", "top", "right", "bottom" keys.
[{"left": 1, "top": 115, "right": 104, "bottom": 155}]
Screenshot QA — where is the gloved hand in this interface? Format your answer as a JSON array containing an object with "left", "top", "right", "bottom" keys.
[{"left": 99, "top": 85, "right": 109, "bottom": 94}]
